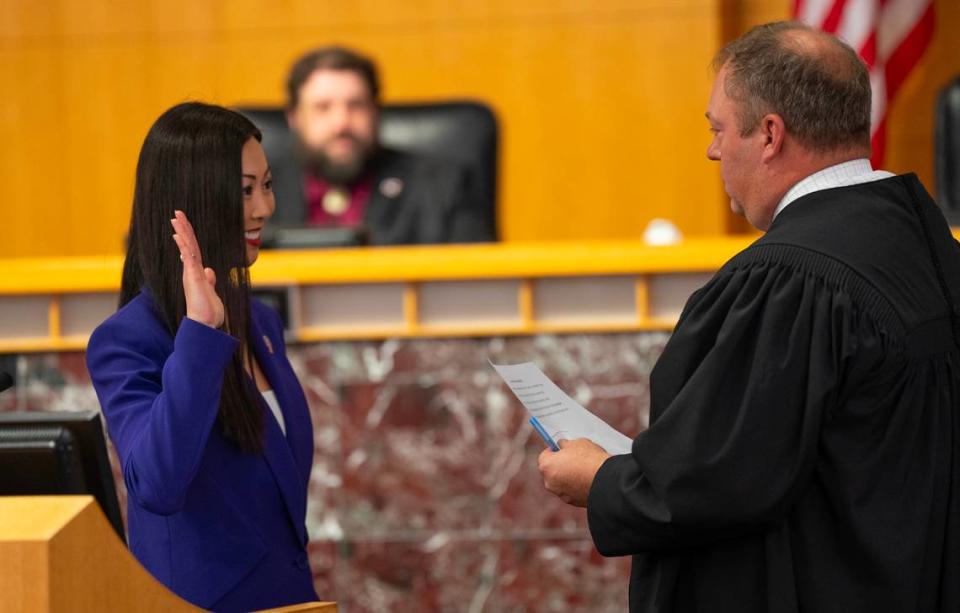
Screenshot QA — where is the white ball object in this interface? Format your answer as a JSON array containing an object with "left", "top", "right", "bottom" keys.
[{"left": 643, "top": 218, "right": 683, "bottom": 246}]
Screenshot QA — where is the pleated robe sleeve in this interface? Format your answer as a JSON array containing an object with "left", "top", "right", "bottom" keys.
[{"left": 587, "top": 258, "right": 878, "bottom": 555}]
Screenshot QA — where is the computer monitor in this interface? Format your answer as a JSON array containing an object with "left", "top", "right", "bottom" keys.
[
  {"left": 0, "top": 410, "right": 125, "bottom": 542},
  {"left": 264, "top": 224, "right": 369, "bottom": 249}
]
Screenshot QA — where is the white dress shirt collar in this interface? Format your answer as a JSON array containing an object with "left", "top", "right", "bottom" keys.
[{"left": 773, "top": 158, "right": 895, "bottom": 221}]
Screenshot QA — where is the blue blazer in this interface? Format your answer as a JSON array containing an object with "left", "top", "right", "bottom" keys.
[{"left": 86, "top": 292, "right": 319, "bottom": 612}]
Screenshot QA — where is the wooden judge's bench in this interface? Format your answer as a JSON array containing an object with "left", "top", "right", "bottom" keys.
[
  {"left": 0, "top": 239, "right": 754, "bottom": 611},
  {"left": 0, "top": 239, "right": 758, "bottom": 353}
]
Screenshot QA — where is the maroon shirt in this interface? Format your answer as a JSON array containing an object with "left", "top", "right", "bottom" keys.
[{"left": 304, "top": 172, "right": 374, "bottom": 227}]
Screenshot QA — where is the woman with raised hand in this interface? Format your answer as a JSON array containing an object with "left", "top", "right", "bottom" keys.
[{"left": 87, "top": 102, "right": 319, "bottom": 611}]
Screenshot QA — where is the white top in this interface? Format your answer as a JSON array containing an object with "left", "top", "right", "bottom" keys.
[
  {"left": 773, "top": 158, "right": 895, "bottom": 221},
  {"left": 261, "top": 389, "right": 286, "bottom": 435}
]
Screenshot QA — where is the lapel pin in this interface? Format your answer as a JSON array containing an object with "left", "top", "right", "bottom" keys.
[
  {"left": 379, "top": 177, "right": 404, "bottom": 199},
  {"left": 263, "top": 334, "right": 274, "bottom": 355}
]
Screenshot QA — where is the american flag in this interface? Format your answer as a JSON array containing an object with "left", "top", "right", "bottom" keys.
[{"left": 793, "top": 0, "right": 935, "bottom": 166}]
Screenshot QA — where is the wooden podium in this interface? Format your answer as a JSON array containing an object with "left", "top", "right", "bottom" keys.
[{"left": 0, "top": 496, "right": 336, "bottom": 613}]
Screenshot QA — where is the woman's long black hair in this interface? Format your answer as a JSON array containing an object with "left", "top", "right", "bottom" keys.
[{"left": 120, "top": 101, "right": 264, "bottom": 453}]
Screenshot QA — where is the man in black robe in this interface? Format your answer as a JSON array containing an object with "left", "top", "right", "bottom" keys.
[
  {"left": 538, "top": 21, "right": 959, "bottom": 613},
  {"left": 272, "top": 46, "right": 494, "bottom": 246}
]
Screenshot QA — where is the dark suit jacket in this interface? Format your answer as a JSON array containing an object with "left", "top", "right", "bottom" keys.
[
  {"left": 86, "top": 293, "right": 318, "bottom": 612},
  {"left": 268, "top": 147, "right": 494, "bottom": 245}
]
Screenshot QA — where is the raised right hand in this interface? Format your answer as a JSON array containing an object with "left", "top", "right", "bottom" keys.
[{"left": 170, "top": 210, "right": 224, "bottom": 328}]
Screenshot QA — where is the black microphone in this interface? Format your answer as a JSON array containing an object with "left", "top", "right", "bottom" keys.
[{"left": 0, "top": 371, "right": 12, "bottom": 393}]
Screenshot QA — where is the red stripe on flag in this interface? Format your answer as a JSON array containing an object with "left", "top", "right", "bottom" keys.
[
  {"left": 870, "top": 116, "right": 887, "bottom": 168},
  {"left": 883, "top": 3, "right": 935, "bottom": 103},
  {"left": 859, "top": 31, "right": 877, "bottom": 69},
  {"left": 821, "top": 0, "right": 851, "bottom": 33}
]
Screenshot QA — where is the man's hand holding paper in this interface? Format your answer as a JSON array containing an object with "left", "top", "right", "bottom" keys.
[
  {"left": 491, "top": 360, "right": 633, "bottom": 508},
  {"left": 537, "top": 438, "right": 611, "bottom": 507}
]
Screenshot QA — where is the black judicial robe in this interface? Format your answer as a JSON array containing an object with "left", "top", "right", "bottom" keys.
[{"left": 588, "top": 174, "right": 960, "bottom": 613}]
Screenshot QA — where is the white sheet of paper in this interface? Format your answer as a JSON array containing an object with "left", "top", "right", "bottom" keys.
[{"left": 490, "top": 361, "right": 633, "bottom": 455}]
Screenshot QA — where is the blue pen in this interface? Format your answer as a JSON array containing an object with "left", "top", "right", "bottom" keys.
[{"left": 529, "top": 417, "right": 560, "bottom": 451}]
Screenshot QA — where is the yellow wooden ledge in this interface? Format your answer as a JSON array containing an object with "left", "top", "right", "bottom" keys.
[
  {"left": 1, "top": 234, "right": 953, "bottom": 351},
  {"left": 0, "top": 239, "right": 754, "bottom": 294}
]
